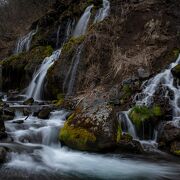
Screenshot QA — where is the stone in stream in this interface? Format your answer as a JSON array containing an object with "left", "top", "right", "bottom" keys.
[
  {"left": 0, "top": 147, "right": 7, "bottom": 163},
  {"left": 12, "top": 120, "right": 24, "bottom": 124},
  {"left": 23, "top": 108, "right": 31, "bottom": 116},
  {"left": 37, "top": 107, "right": 51, "bottom": 119},
  {"left": 59, "top": 91, "right": 120, "bottom": 152},
  {"left": 23, "top": 98, "right": 34, "bottom": 105}
]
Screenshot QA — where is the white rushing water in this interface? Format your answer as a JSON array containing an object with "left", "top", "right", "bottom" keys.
[
  {"left": 0, "top": 109, "right": 179, "bottom": 179},
  {"left": 136, "top": 54, "right": 180, "bottom": 120},
  {"left": 15, "top": 27, "right": 38, "bottom": 54},
  {"left": 73, "top": 5, "right": 93, "bottom": 37},
  {"left": 26, "top": 49, "right": 61, "bottom": 101},
  {"left": 94, "top": 0, "right": 110, "bottom": 23}
]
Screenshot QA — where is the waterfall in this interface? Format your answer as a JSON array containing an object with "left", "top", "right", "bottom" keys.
[
  {"left": 73, "top": 5, "right": 93, "bottom": 37},
  {"left": 26, "top": 49, "right": 61, "bottom": 101},
  {"left": 66, "top": 44, "right": 83, "bottom": 96},
  {"left": 136, "top": 55, "right": 180, "bottom": 120},
  {"left": 15, "top": 27, "right": 38, "bottom": 54},
  {"left": 121, "top": 55, "right": 180, "bottom": 143},
  {"left": 94, "top": 0, "right": 110, "bottom": 23}
]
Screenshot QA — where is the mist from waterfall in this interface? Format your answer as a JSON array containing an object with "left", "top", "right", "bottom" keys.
[
  {"left": 15, "top": 27, "right": 38, "bottom": 54},
  {"left": 73, "top": 5, "right": 93, "bottom": 37},
  {"left": 94, "top": 0, "right": 110, "bottom": 23}
]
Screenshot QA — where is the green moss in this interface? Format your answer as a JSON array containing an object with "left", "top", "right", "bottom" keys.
[
  {"left": 129, "top": 105, "right": 163, "bottom": 129},
  {"left": 60, "top": 121, "right": 96, "bottom": 151},
  {"left": 62, "top": 36, "right": 85, "bottom": 53},
  {"left": 122, "top": 84, "right": 132, "bottom": 100},
  {"left": 53, "top": 93, "right": 65, "bottom": 107},
  {"left": 174, "top": 150, "right": 180, "bottom": 156},
  {"left": 116, "top": 125, "right": 122, "bottom": 143}
]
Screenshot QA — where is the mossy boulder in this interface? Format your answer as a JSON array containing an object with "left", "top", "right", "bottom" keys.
[
  {"left": 171, "top": 64, "right": 180, "bottom": 79},
  {"left": 23, "top": 98, "right": 34, "bottom": 105},
  {"left": 59, "top": 92, "right": 120, "bottom": 151},
  {"left": 38, "top": 107, "right": 51, "bottom": 119},
  {"left": 2, "top": 46, "right": 53, "bottom": 91},
  {"left": 129, "top": 105, "right": 163, "bottom": 139}
]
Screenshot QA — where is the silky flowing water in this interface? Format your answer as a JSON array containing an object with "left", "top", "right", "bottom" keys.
[{"left": 0, "top": 102, "right": 179, "bottom": 180}]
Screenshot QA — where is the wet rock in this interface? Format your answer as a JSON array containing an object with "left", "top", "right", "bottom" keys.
[
  {"left": 170, "top": 141, "right": 180, "bottom": 156},
  {"left": 116, "top": 139, "right": 144, "bottom": 154},
  {"left": 158, "top": 121, "right": 180, "bottom": 144},
  {"left": 3, "top": 108, "right": 15, "bottom": 117},
  {"left": 37, "top": 108, "right": 51, "bottom": 119},
  {"left": 23, "top": 98, "right": 34, "bottom": 105},
  {"left": 0, "top": 120, "right": 7, "bottom": 139},
  {"left": 12, "top": 120, "right": 24, "bottom": 124},
  {"left": 59, "top": 92, "right": 119, "bottom": 152},
  {"left": 23, "top": 108, "right": 31, "bottom": 116},
  {"left": 0, "top": 147, "right": 7, "bottom": 163},
  {"left": 171, "top": 64, "right": 180, "bottom": 79}
]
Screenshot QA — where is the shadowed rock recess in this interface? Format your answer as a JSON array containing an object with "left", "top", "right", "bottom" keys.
[{"left": 0, "top": 0, "right": 180, "bottom": 179}]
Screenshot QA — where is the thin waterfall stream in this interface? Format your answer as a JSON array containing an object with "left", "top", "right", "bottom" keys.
[{"left": 15, "top": 27, "right": 38, "bottom": 54}]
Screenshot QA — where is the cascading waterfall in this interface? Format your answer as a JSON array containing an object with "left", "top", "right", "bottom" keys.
[
  {"left": 136, "top": 55, "right": 180, "bottom": 120},
  {"left": 94, "top": 0, "right": 110, "bottom": 23},
  {"left": 25, "top": 19, "right": 75, "bottom": 101},
  {"left": 73, "top": 5, "right": 93, "bottom": 37},
  {"left": 15, "top": 27, "right": 38, "bottom": 54},
  {"left": 26, "top": 50, "right": 61, "bottom": 101},
  {"left": 120, "top": 55, "right": 180, "bottom": 146},
  {"left": 65, "top": 44, "right": 83, "bottom": 96}
]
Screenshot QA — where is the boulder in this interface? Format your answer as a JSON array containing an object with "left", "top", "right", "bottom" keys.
[
  {"left": 59, "top": 92, "right": 119, "bottom": 152},
  {"left": 0, "top": 147, "right": 7, "bottom": 163},
  {"left": 23, "top": 98, "right": 34, "bottom": 105},
  {"left": 158, "top": 121, "right": 180, "bottom": 155},
  {"left": 37, "top": 108, "right": 51, "bottom": 119},
  {"left": 158, "top": 121, "right": 180, "bottom": 144},
  {"left": 23, "top": 108, "right": 31, "bottom": 116}
]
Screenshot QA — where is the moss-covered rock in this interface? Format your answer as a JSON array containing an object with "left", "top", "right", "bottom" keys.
[
  {"left": 59, "top": 92, "right": 120, "bottom": 151},
  {"left": 129, "top": 105, "right": 163, "bottom": 139},
  {"left": 2, "top": 46, "right": 53, "bottom": 91}
]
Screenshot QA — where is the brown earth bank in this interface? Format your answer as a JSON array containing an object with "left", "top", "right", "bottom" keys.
[{"left": 0, "top": 0, "right": 180, "bottom": 155}]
